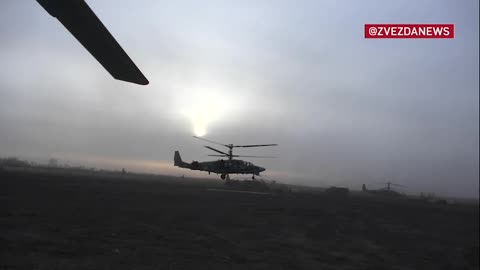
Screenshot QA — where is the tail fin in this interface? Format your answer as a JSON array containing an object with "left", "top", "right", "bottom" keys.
[
  {"left": 174, "top": 151, "right": 191, "bottom": 168},
  {"left": 174, "top": 151, "right": 183, "bottom": 166}
]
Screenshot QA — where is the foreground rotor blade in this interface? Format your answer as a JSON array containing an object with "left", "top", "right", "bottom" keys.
[
  {"left": 204, "top": 146, "right": 228, "bottom": 155},
  {"left": 36, "top": 0, "right": 149, "bottom": 85},
  {"left": 234, "top": 144, "right": 278, "bottom": 148},
  {"left": 193, "top": 136, "right": 228, "bottom": 147},
  {"left": 208, "top": 155, "right": 229, "bottom": 157}
]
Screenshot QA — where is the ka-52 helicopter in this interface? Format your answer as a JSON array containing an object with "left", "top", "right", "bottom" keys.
[
  {"left": 174, "top": 136, "right": 278, "bottom": 180},
  {"left": 362, "top": 181, "right": 407, "bottom": 197}
]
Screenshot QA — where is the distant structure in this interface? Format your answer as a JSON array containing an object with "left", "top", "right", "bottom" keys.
[
  {"left": 419, "top": 192, "right": 450, "bottom": 205},
  {"left": 48, "top": 158, "right": 59, "bottom": 168},
  {"left": 225, "top": 178, "right": 271, "bottom": 192}
]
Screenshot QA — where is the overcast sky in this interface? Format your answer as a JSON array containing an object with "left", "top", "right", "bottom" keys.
[{"left": 0, "top": 0, "right": 478, "bottom": 198}]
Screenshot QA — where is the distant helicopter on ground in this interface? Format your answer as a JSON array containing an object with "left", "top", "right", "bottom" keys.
[
  {"left": 362, "top": 182, "right": 407, "bottom": 197},
  {"left": 174, "top": 136, "right": 278, "bottom": 180}
]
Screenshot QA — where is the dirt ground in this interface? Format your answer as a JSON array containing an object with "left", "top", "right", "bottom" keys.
[{"left": 1, "top": 169, "right": 478, "bottom": 270}]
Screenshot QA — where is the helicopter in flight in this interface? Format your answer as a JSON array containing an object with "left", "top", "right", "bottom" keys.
[
  {"left": 174, "top": 136, "right": 278, "bottom": 180},
  {"left": 362, "top": 182, "right": 407, "bottom": 197}
]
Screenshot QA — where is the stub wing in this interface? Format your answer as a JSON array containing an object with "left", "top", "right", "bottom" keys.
[{"left": 36, "top": 0, "right": 149, "bottom": 85}]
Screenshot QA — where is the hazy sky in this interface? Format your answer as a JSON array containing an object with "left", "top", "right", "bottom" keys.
[{"left": 0, "top": 0, "right": 478, "bottom": 198}]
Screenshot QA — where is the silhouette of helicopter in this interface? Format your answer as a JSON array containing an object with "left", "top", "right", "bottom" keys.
[
  {"left": 36, "top": 0, "right": 148, "bottom": 85},
  {"left": 362, "top": 182, "right": 407, "bottom": 197},
  {"left": 174, "top": 136, "right": 278, "bottom": 180}
]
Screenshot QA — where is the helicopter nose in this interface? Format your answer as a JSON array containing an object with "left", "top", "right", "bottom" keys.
[{"left": 259, "top": 166, "right": 266, "bottom": 172}]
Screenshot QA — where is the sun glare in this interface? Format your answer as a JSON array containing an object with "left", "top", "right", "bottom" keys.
[
  {"left": 177, "top": 87, "right": 237, "bottom": 137},
  {"left": 194, "top": 125, "right": 207, "bottom": 137}
]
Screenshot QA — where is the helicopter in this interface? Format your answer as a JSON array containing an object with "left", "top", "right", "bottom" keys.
[
  {"left": 174, "top": 136, "right": 278, "bottom": 180},
  {"left": 362, "top": 182, "right": 407, "bottom": 197}
]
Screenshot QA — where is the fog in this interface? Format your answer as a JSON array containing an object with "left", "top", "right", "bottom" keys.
[{"left": 0, "top": 0, "right": 478, "bottom": 198}]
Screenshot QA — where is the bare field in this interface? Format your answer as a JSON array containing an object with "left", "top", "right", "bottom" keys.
[{"left": 1, "top": 169, "right": 478, "bottom": 270}]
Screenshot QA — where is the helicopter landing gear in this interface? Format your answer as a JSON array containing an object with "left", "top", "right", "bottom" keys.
[
  {"left": 221, "top": 174, "right": 226, "bottom": 180},
  {"left": 252, "top": 175, "right": 255, "bottom": 180}
]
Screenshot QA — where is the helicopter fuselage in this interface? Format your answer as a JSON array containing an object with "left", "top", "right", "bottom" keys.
[{"left": 174, "top": 151, "right": 265, "bottom": 179}]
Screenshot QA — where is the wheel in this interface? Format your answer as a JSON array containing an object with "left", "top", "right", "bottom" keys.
[
  {"left": 252, "top": 175, "right": 255, "bottom": 180},
  {"left": 221, "top": 174, "right": 226, "bottom": 180}
]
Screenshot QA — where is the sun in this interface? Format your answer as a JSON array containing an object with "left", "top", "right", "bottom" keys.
[
  {"left": 177, "top": 87, "right": 236, "bottom": 137},
  {"left": 194, "top": 125, "right": 207, "bottom": 137},
  {"left": 191, "top": 113, "right": 211, "bottom": 137}
]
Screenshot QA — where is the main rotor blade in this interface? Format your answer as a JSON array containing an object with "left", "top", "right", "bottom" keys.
[
  {"left": 208, "top": 155, "right": 277, "bottom": 158},
  {"left": 204, "top": 146, "right": 228, "bottom": 155},
  {"left": 234, "top": 155, "right": 278, "bottom": 158},
  {"left": 193, "top": 136, "right": 228, "bottom": 147},
  {"left": 381, "top": 182, "right": 407, "bottom": 187},
  {"left": 234, "top": 144, "right": 278, "bottom": 148},
  {"left": 36, "top": 0, "right": 149, "bottom": 85}
]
